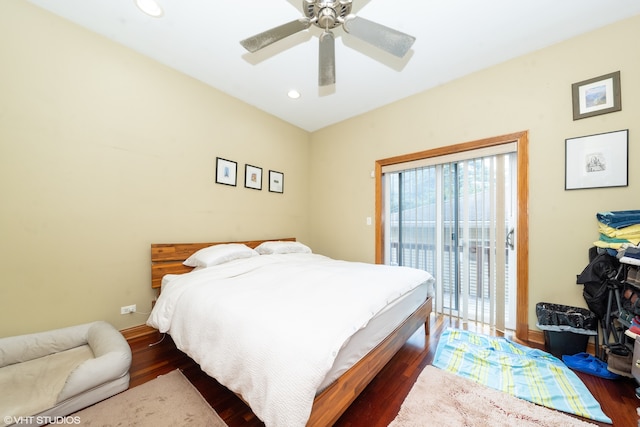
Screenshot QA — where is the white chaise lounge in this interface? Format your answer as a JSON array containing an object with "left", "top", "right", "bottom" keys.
[{"left": 0, "top": 321, "right": 132, "bottom": 426}]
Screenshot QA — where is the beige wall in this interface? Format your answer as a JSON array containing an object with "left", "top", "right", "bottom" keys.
[
  {"left": 0, "top": 1, "right": 310, "bottom": 336},
  {"left": 2, "top": 0, "right": 638, "bottom": 337},
  {"left": 309, "top": 15, "right": 639, "bottom": 330}
]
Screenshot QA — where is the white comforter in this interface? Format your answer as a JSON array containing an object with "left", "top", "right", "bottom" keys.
[{"left": 147, "top": 253, "right": 434, "bottom": 427}]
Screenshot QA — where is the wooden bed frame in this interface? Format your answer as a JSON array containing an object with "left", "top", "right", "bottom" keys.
[{"left": 150, "top": 238, "right": 432, "bottom": 426}]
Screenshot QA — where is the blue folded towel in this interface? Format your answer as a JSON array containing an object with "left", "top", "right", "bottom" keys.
[{"left": 597, "top": 210, "right": 640, "bottom": 229}]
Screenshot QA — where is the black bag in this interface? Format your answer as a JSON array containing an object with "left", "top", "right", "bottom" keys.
[
  {"left": 576, "top": 250, "right": 619, "bottom": 319},
  {"left": 576, "top": 251, "right": 619, "bottom": 285},
  {"left": 581, "top": 281, "right": 610, "bottom": 319}
]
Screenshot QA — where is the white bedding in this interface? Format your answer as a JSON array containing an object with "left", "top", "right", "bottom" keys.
[{"left": 147, "top": 253, "right": 434, "bottom": 427}]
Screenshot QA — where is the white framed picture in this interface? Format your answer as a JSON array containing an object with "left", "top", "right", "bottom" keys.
[
  {"left": 565, "top": 129, "right": 628, "bottom": 190},
  {"left": 215, "top": 157, "right": 237, "bottom": 186},
  {"left": 268, "top": 170, "right": 284, "bottom": 193}
]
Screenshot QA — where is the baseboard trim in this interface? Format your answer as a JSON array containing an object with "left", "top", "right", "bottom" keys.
[
  {"left": 119, "top": 323, "right": 597, "bottom": 355},
  {"left": 121, "top": 324, "right": 157, "bottom": 340},
  {"left": 528, "top": 329, "right": 544, "bottom": 346}
]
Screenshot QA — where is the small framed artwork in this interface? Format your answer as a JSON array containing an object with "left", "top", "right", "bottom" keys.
[
  {"left": 244, "top": 164, "right": 263, "bottom": 190},
  {"left": 268, "top": 170, "right": 284, "bottom": 193},
  {"left": 571, "top": 71, "right": 621, "bottom": 120},
  {"left": 215, "top": 157, "right": 237, "bottom": 186},
  {"left": 565, "top": 129, "right": 628, "bottom": 190}
]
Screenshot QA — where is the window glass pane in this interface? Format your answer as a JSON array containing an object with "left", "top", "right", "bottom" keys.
[{"left": 382, "top": 150, "right": 516, "bottom": 330}]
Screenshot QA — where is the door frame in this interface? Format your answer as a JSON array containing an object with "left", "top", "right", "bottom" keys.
[{"left": 374, "top": 131, "right": 529, "bottom": 340}]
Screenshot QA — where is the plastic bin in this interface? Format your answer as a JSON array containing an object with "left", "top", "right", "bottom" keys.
[
  {"left": 536, "top": 302, "right": 598, "bottom": 358},
  {"left": 542, "top": 331, "right": 589, "bottom": 358}
]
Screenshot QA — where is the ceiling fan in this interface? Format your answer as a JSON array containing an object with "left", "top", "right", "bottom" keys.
[{"left": 240, "top": 0, "right": 416, "bottom": 87}]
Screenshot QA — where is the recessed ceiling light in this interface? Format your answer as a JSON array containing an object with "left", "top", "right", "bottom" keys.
[
  {"left": 287, "top": 90, "right": 301, "bottom": 99},
  {"left": 134, "top": 0, "right": 164, "bottom": 17}
]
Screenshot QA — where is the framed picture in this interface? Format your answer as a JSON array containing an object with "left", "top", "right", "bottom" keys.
[
  {"left": 571, "top": 71, "right": 621, "bottom": 120},
  {"left": 244, "top": 164, "right": 263, "bottom": 190},
  {"left": 565, "top": 129, "right": 628, "bottom": 190},
  {"left": 215, "top": 157, "right": 237, "bottom": 186},
  {"left": 268, "top": 170, "right": 284, "bottom": 193}
]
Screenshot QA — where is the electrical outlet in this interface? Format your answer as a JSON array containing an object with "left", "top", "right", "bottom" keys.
[{"left": 120, "top": 304, "right": 136, "bottom": 315}]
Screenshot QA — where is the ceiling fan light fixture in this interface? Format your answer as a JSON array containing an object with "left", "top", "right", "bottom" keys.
[
  {"left": 318, "top": 8, "right": 337, "bottom": 29},
  {"left": 134, "top": 0, "right": 164, "bottom": 18}
]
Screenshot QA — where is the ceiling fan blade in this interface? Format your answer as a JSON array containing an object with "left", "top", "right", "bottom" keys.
[
  {"left": 240, "top": 18, "right": 311, "bottom": 53},
  {"left": 343, "top": 15, "right": 415, "bottom": 58},
  {"left": 319, "top": 31, "right": 336, "bottom": 87}
]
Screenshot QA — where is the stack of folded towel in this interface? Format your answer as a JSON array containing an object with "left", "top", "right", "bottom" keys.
[{"left": 594, "top": 210, "right": 640, "bottom": 256}]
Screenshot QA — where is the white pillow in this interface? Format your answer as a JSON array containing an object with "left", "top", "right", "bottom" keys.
[
  {"left": 183, "top": 243, "right": 258, "bottom": 268},
  {"left": 255, "top": 241, "right": 312, "bottom": 255}
]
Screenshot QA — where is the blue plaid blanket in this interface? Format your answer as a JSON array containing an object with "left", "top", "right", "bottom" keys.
[{"left": 433, "top": 328, "right": 612, "bottom": 424}]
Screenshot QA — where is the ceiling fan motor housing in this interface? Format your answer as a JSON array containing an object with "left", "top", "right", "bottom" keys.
[{"left": 304, "top": 0, "right": 352, "bottom": 29}]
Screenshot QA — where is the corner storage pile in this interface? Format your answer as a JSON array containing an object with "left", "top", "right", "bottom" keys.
[{"left": 572, "top": 210, "right": 640, "bottom": 379}]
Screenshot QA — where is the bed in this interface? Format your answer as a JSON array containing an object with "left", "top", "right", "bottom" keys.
[{"left": 147, "top": 238, "right": 434, "bottom": 427}]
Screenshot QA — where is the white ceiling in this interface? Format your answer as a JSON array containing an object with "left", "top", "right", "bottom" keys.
[{"left": 25, "top": 0, "right": 640, "bottom": 132}]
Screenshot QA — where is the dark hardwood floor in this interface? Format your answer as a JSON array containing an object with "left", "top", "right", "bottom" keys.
[{"left": 127, "top": 315, "right": 638, "bottom": 426}]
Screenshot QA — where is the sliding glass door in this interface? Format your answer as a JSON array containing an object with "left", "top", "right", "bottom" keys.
[{"left": 382, "top": 147, "right": 518, "bottom": 331}]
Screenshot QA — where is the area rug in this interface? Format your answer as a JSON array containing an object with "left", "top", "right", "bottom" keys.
[
  {"left": 389, "top": 365, "right": 597, "bottom": 427},
  {"left": 432, "top": 328, "right": 611, "bottom": 424},
  {"left": 72, "top": 370, "right": 227, "bottom": 426}
]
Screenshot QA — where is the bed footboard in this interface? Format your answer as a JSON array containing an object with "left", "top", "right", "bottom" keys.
[{"left": 307, "top": 296, "right": 432, "bottom": 427}]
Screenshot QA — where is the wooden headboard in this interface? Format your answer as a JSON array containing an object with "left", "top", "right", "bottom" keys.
[{"left": 150, "top": 237, "right": 296, "bottom": 289}]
